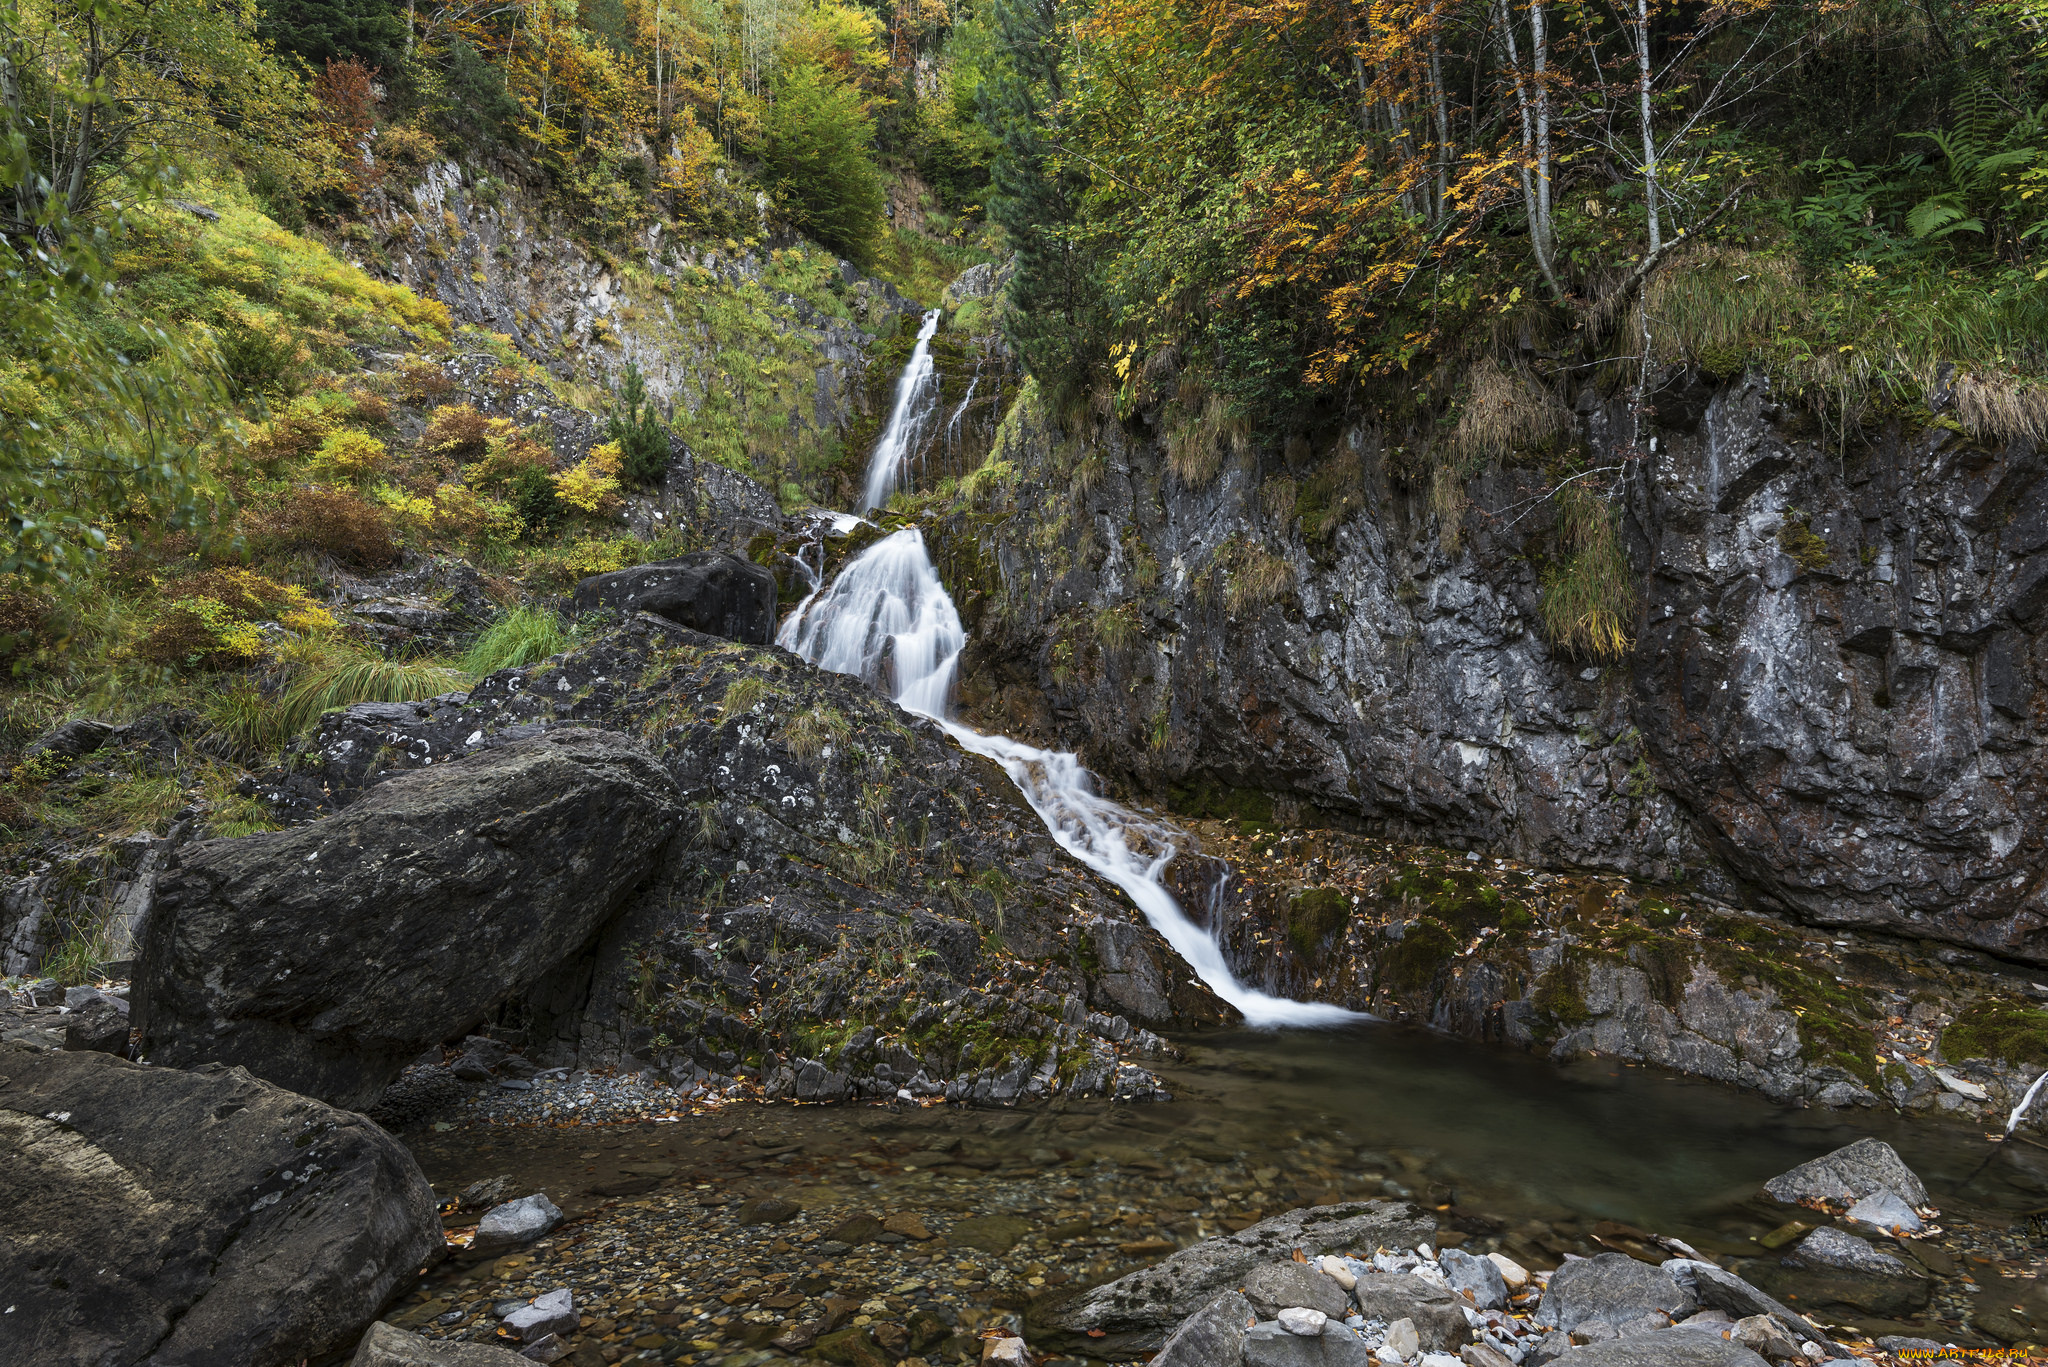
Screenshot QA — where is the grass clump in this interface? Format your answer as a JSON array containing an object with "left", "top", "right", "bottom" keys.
[
  {"left": 462, "top": 606, "right": 571, "bottom": 676},
  {"left": 782, "top": 703, "right": 851, "bottom": 758},
  {"left": 1540, "top": 483, "right": 1633, "bottom": 661},
  {"left": 1943, "top": 999, "right": 2048, "bottom": 1067}
]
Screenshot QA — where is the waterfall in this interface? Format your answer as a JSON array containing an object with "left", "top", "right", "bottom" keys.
[
  {"left": 779, "top": 530, "right": 1357, "bottom": 1029},
  {"left": 860, "top": 310, "right": 943, "bottom": 513}
]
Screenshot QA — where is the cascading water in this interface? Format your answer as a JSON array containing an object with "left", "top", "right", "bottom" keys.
[
  {"left": 778, "top": 528, "right": 1357, "bottom": 1027},
  {"left": 860, "top": 310, "right": 944, "bottom": 513}
]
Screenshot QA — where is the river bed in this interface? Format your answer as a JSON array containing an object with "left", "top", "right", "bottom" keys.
[{"left": 390, "top": 1021, "right": 2048, "bottom": 1363}]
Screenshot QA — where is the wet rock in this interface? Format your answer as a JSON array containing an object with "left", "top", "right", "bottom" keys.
[
  {"left": 1244, "top": 1262, "right": 1351, "bottom": 1319},
  {"left": 472, "top": 1194, "right": 563, "bottom": 1256},
  {"left": 134, "top": 730, "right": 681, "bottom": 1108},
  {"left": 501, "top": 1289, "right": 576, "bottom": 1342},
  {"left": 1243, "top": 1321, "right": 1374, "bottom": 1367},
  {"left": 1350, "top": 1273, "right": 1467, "bottom": 1351},
  {"left": 1438, "top": 1248, "right": 1508, "bottom": 1310},
  {"left": 950, "top": 1214, "right": 1032, "bottom": 1254},
  {"left": 570, "top": 553, "right": 777, "bottom": 645},
  {"left": 1728, "top": 1314, "right": 1800, "bottom": 1361},
  {"left": 1536, "top": 1254, "right": 1693, "bottom": 1333},
  {"left": 1783, "top": 1226, "right": 1912, "bottom": 1276},
  {"left": 1150, "top": 1291, "right": 1254, "bottom": 1367},
  {"left": 461, "top": 1175, "right": 512, "bottom": 1209},
  {"left": 735, "top": 1197, "right": 802, "bottom": 1225},
  {"left": 1661, "top": 1260, "right": 1837, "bottom": 1353},
  {"left": 517, "top": 1333, "right": 568, "bottom": 1364},
  {"left": 350, "top": 1322, "right": 533, "bottom": 1365},
  {"left": 1, "top": 1040, "right": 440, "bottom": 1367},
  {"left": 884, "top": 1213, "right": 933, "bottom": 1240},
  {"left": 1032, "top": 1202, "right": 1434, "bottom": 1354},
  {"left": 1759, "top": 1138, "right": 1927, "bottom": 1209},
  {"left": 1842, "top": 1190, "right": 1924, "bottom": 1235},
  {"left": 1536, "top": 1335, "right": 1770, "bottom": 1367},
  {"left": 829, "top": 1213, "right": 885, "bottom": 1244}
]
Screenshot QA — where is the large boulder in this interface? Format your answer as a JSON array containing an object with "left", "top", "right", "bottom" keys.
[
  {"left": 1150, "top": 1291, "right": 1256, "bottom": 1367},
  {"left": 0, "top": 1041, "right": 440, "bottom": 1367},
  {"left": 570, "top": 552, "right": 777, "bottom": 645},
  {"left": 1031, "top": 1202, "right": 1435, "bottom": 1354},
  {"left": 1761, "top": 1138, "right": 1927, "bottom": 1208},
  {"left": 133, "top": 729, "right": 680, "bottom": 1108},
  {"left": 1537, "top": 1253, "right": 1694, "bottom": 1332}
]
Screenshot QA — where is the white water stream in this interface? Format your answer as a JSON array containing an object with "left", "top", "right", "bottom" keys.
[
  {"left": 778, "top": 522, "right": 1356, "bottom": 1028},
  {"left": 860, "top": 310, "right": 944, "bottom": 513}
]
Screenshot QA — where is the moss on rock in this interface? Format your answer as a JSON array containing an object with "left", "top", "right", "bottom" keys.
[{"left": 1943, "top": 999, "right": 2048, "bottom": 1066}]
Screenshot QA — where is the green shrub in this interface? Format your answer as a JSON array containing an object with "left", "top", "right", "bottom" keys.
[
  {"left": 760, "top": 61, "right": 885, "bottom": 267},
  {"left": 607, "top": 361, "right": 671, "bottom": 484},
  {"left": 508, "top": 464, "right": 564, "bottom": 535}
]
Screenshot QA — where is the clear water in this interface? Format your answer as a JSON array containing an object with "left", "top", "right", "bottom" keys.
[{"left": 1163, "top": 1022, "right": 2048, "bottom": 1242}]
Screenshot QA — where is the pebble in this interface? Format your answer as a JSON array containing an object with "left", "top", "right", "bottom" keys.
[{"left": 1277, "top": 1308, "right": 1327, "bottom": 1336}]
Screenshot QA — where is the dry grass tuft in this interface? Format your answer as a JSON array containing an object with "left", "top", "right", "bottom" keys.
[
  {"left": 1952, "top": 371, "right": 2048, "bottom": 444},
  {"left": 1451, "top": 357, "right": 1573, "bottom": 463}
]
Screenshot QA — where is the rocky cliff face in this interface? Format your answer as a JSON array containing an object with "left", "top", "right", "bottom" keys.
[{"left": 941, "top": 370, "right": 2048, "bottom": 967}]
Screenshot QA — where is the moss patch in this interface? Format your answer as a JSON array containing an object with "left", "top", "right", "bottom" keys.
[
  {"left": 1385, "top": 918, "right": 1457, "bottom": 993},
  {"left": 1943, "top": 999, "right": 2048, "bottom": 1066},
  {"left": 1287, "top": 887, "right": 1350, "bottom": 957},
  {"left": 1533, "top": 958, "right": 1592, "bottom": 1027}
]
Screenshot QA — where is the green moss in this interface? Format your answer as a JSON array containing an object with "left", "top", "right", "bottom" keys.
[
  {"left": 1943, "top": 999, "right": 2048, "bottom": 1066},
  {"left": 1170, "top": 781, "right": 1276, "bottom": 833},
  {"left": 1386, "top": 918, "right": 1457, "bottom": 993},
  {"left": 1499, "top": 903, "right": 1535, "bottom": 932},
  {"left": 1776, "top": 518, "right": 1832, "bottom": 573},
  {"left": 1388, "top": 863, "right": 1505, "bottom": 934},
  {"left": 1287, "top": 887, "right": 1350, "bottom": 957},
  {"left": 1533, "top": 958, "right": 1592, "bottom": 1026},
  {"left": 1637, "top": 897, "right": 1682, "bottom": 928}
]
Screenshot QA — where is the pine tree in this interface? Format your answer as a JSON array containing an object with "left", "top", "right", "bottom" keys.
[
  {"left": 607, "top": 362, "right": 673, "bottom": 485},
  {"left": 978, "top": 0, "right": 1097, "bottom": 388}
]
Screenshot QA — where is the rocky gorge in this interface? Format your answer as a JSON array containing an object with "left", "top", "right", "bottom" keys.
[{"left": 8, "top": 204, "right": 2048, "bottom": 1367}]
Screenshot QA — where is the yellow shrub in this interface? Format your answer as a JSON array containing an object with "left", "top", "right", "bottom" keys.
[
  {"left": 312, "top": 429, "right": 389, "bottom": 481},
  {"left": 553, "top": 440, "right": 623, "bottom": 514},
  {"left": 372, "top": 482, "right": 436, "bottom": 531},
  {"left": 137, "top": 569, "right": 335, "bottom": 669},
  {"left": 428, "top": 483, "right": 524, "bottom": 545},
  {"left": 249, "top": 394, "right": 344, "bottom": 467}
]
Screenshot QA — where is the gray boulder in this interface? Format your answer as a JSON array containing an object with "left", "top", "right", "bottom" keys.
[
  {"left": 1537, "top": 1254, "right": 1694, "bottom": 1332},
  {"left": 1242, "top": 1321, "right": 1376, "bottom": 1367},
  {"left": 1843, "top": 1190, "right": 1924, "bottom": 1235},
  {"left": 64, "top": 993, "right": 130, "bottom": 1054},
  {"left": 1540, "top": 1334, "right": 1770, "bottom": 1367},
  {"left": 1662, "top": 1259, "right": 1839, "bottom": 1352},
  {"left": 1243, "top": 1262, "right": 1351, "bottom": 1319},
  {"left": 1439, "top": 1247, "right": 1510, "bottom": 1310},
  {"left": 1760, "top": 1138, "right": 1927, "bottom": 1208},
  {"left": 569, "top": 552, "right": 777, "bottom": 645},
  {"left": 1030, "top": 1201, "right": 1435, "bottom": 1354},
  {"left": 471, "top": 1194, "right": 563, "bottom": 1257},
  {"left": 133, "top": 730, "right": 680, "bottom": 1108},
  {"left": 1151, "top": 1291, "right": 1255, "bottom": 1367},
  {"left": 350, "top": 1322, "right": 532, "bottom": 1365},
  {"left": 0, "top": 1041, "right": 440, "bottom": 1367},
  {"left": 1784, "top": 1226, "right": 1913, "bottom": 1276},
  {"left": 1350, "top": 1273, "right": 1469, "bottom": 1351}
]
